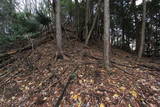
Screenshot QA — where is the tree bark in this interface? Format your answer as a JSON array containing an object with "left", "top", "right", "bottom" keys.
[
  {"left": 104, "top": 0, "right": 110, "bottom": 70},
  {"left": 85, "top": 0, "right": 101, "bottom": 45},
  {"left": 85, "top": 0, "right": 89, "bottom": 40},
  {"left": 132, "top": 0, "right": 140, "bottom": 54},
  {"left": 138, "top": 0, "right": 146, "bottom": 58},
  {"left": 56, "top": 0, "right": 63, "bottom": 55},
  {"left": 75, "top": 0, "right": 80, "bottom": 37}
]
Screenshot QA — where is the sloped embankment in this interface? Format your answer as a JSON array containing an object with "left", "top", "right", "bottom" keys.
[{"left": 0, "top": 37, "right": 160, "bottom": 107}]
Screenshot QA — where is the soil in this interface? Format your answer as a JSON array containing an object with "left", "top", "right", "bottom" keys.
[{"left": 0, "top": 38, "right": 160, "bottom": 107}]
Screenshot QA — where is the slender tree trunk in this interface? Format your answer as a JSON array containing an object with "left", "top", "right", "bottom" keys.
[
  {"left": 56, "top": 0, "right": 63, "bottom": 55},
  {"left": 138, "top": 0, "right": 146, "bottom": 58},
  {"left": 120, "top": 0, "right": 125, "bottom": 48},
  {"left": 104, "top": 0, "right": 110, "bottom": 70},
  {"left": 122, "top": 24, "right": 125, "bottom": 48},
  {"left": 75, "top": 0, "right": 80, "bottom": 37},
  {"left": 85, "top": 0, "right": 89, "bottom": 40},
  {"left": 85, "top": 0, "right": 101, "bottom": 45},
  {"left": 155, "top": 16, "right": 158, "bottom": 56},
  {"left": 132, "top": 0, "right": 140, "bottom": 54}
]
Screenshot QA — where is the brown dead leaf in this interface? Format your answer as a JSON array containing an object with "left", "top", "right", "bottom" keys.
[
  {"left": 99, "top": 103, "right": 105, "bottom": 107},
  {"left": 150, "top": 86, "right": 160, "bottom": 91},
  {"left": 113, "top": 94, "right": 119, "bottom": 99},
  {"left": 119, "top": 86, "right": 126, "bottom": 91},
  {"left": 129, "top": 90, "right": 138, "bottom": 98},
  {"left": 71, "top": 93, "right": 81, "bottom": 101}
]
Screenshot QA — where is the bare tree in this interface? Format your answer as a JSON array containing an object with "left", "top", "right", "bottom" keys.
[
  {"left": 104, "top": 0, "right": 110, "bottom": 70},
  {"left": 75, "top": 0, "right": 80, "bottom": 36},
  {"left": 56, "top": 0, "right": 63, "bottom": 57},
  {"left": 85, "top": 0, "right": 89, "bottom": 41},
  {"left": 138, "top": 0, "right": 146, "bottom": 59},
  {"left": 85, "top": 0, "right": 102, "bottom": 46}
]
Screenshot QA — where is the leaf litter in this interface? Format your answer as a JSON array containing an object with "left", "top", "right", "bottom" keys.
[{"left": 0, "top": 39, "right": 159, "bottom": 107}]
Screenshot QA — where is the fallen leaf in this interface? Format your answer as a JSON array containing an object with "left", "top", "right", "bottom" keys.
[
  {"left": 99, "top": 103, "right": 105, "bottom": 107},
  {"left": 71, "top": 93, "right": 80, "bottom": 101},
  {"left": 39, "top": 83, "right": 42, "bottom": 86},
  {"left": 119, "top": 86, "right": 126, "bottom": 91},
  {"left": 28, "top": 82, "right": 33, "bottom": 85},
  {"left": 43, "top": 97, "right": 48, "bottom": 100},
  {"left": 100, "top": 83, "right": 104, "bottom": 86},
  {"left": 25, "top": 86, "right": 29, "bottom": 90},
  {"left": 113, "top": 94, "right": 119, "bottom": 99},
  {"left": 70, "top": 91, "right": 74, "bottom": 95},
  {"left": 11, "top": 96, "right": 15, "bottom": 100},
  {"left": 129, "top": 90, "right": 138, "bottom": 97},
  {"left": 90, "top": 79, "right": 94, "bottom": 83},
  {"left": 112, "top": 81, "right": 116, "bottom": 84},
  {"left": 128, "top": 104, "right": 132, "bottom": 107},
  {"left": 149, "top": 103, "right": 157, "bottom": 107},
  {"left": 150, "top": 86, "right": 159, "bottom": 91},
  {"left": 79, "top": 80, "right": 83, "bottom": 84},
  {"left": 0, "top": 98, "right": 5, "bottom": 102},
  {"left": 105, "top": 97, "right": 110, "bottom": 102}
]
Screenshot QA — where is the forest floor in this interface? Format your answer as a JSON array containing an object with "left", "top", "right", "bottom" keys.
[{"left": 0, "top": 36, "right": 160, "bottom": 107}]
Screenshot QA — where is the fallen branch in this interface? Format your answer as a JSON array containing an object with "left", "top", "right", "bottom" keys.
[
  {"left": 111, "top": 61, "right": 137, "bottom": 69},
  {"left": 0, "top": 57, "right": 15, "bottom": 69},
  {"left": 137, "top": 64, "right": 160, "bottom": 71},
  {"left": 0, "top": 36, "right": 52, "bottom": 69},
  {"left": 19, "top": 66, "right": 69, "bottom": 106},
  {"left": 0, "top": 70, "right": 21, "bottom": 87},
  {"left": 54, "top": 76, "right": 72, "bottom": 107},
  {"left": 83, "top": 54, "right": 138, "bottom": 70},
  {"left": 112, "top": 64, "right": 133, "bottom": 75},
  {"left": 54, "top": 65, "right": 79, "bottom": 107}
]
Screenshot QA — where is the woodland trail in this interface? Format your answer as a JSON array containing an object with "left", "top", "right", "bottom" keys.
[{"left": 0, "top": 38, "right": 160, "bottom": 107}]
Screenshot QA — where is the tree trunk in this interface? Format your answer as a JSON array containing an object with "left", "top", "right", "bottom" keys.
[
  {"left": 120, "top": 0, "right": 125, "bottom": 49},
  {"left": 75, "top": 0, "right": 80, "bottom": 37},
  {"left": 85, "top": 0, "right": 89, "bottom": 40},
  {"left": 138, "top": 0, "right": 146, "bottom": 58},
  {"left": 132, "top": 0, "right": 140, "bottom": 54},
  {"left": 56, "top": 0, "right": 63, "bottom": 55},
  {"left": 85, "top": 0, "right": 101, "bottom": 45},
  {"left": 104, "top": 0, "right": 110, "bottom": 70}
]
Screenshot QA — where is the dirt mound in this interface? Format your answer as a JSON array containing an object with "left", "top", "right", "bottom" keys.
[{"left": 0, "top": 39, "right": 160, "bottom": 107}]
